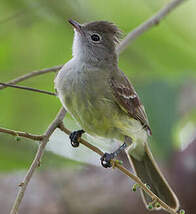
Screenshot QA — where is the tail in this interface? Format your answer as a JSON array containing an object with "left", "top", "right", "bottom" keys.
[{"left": 127, "top": 143, "right": 179, "bottom": 211}]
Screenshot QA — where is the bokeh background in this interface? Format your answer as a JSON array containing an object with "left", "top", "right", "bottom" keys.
[{"left": 1, "top": 0, "right": 196, "bottom": 213}]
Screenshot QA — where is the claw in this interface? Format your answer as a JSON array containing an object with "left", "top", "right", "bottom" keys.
[
  {"left": 100, "top": 153, "right": 114, "bottom": 168},
  {"left": 69, "top": 130, "right": 84, "bottom": 147}
]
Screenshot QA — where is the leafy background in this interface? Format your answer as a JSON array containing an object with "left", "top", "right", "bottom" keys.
[{"left": 0, "top": 0, "right": 196, "bottom": 213}]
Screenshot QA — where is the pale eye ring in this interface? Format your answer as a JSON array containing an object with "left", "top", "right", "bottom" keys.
[{"left": 91, "top": 33, "right": 101, "bottom": 42}]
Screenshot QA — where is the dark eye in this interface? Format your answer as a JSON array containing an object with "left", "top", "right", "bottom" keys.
[{"left": 91, "top": 34, "right": 101, "bottom": 42}]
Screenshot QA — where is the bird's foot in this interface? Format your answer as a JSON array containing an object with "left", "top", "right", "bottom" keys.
[
  {"left": 100, "top": 153, "right": 115, "bottom": 168},
  {"left": 69, "top": 130, "right": 85, "bottom": 147},
  {"left": 100, "top": 142, "right": 127, "bottom": 168}
]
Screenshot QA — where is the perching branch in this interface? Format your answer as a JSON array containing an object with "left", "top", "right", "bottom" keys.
[
  {"left": 10, "top": 108, "right": 66, "bottom": 214},
  {"left": 0, "top": 0, "right": 187, "bottom": 213},
  {"left": 58, "top": 122, "right": 104, "bottom": 156},
  {"left": 0, "top": 113, "right": 182, "bottom": 214},
  {"left": 2, "top": 116, "right": 178, "bottom": 214},
  {"left": 58, "top": 123, "right": 178, "bottom": 214}
]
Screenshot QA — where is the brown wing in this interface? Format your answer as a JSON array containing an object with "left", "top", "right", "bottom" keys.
[{"left": 110, "top": 71, "right": 152, "bottom": 135}]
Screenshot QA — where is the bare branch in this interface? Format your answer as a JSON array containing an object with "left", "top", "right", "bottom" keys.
[
  {"left": 0, "top": 82, "right": 56, "bottom": 96},
  {"left": 0, "top": 127, "right": 44, "bottom": 141},
  {"left": 116, "top": 165, "right": 177, "bottom": 214},
  {"left": 58, "top": 122, "right": 178, "bottom": 214},
  {"left": 10, "top": 108, "right": 66, "bottom": 214},
  {"left": 58, "top": 122, "right": 103, "bottom": 156},
  {"left": 117, "top": 0, "right": 186, "bottom": 54},
  {"left": 0, "top": 65, "right": 62, "bottom": 90}
]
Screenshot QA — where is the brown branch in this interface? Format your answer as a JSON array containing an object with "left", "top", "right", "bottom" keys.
[
  {"left": 9, "top": 108, "right": 66, "bottom": 214},
  {"left": 0, "top": 82, "right": 56, "bottom": 96},
  {"left": 0, "top": 127, "right": 44, "bottom": 141},
  {"left": 0, "top": 65, "right": 62, "bottom": 90},
  {"left": 6, "top": 116, "right": 179, "bottom": 214},
  {"left": 116, "top": 165, "right": 177, "bottom": 214},
  {"left": 58, "top": 122, "right": 103, "bottom": 156},
  {"left": 117, "top": 0, "right": 187, "bottom": 54},
  {"left": 58, "top": 123, "right": 178, "bottom": 214}
]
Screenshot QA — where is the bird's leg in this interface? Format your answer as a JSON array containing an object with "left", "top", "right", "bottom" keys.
[
  {"left": 100, "top": 142, "right": 128, "bottom": 168},
  {"left": 69, "top": 130, "right": 85, "bottom": 147}
]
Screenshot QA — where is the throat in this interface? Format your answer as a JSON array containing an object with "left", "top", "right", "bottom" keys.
[{"left": 74, "top": 51, "right": 118, "bottom": 68}]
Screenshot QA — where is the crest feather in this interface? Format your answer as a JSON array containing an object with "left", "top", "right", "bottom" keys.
[{"left": 84, "top": 21, "right": 122, "bottom": 43}]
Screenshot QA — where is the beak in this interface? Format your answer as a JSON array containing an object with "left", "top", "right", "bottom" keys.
[{"left": 68, "top": 19, "right": 82, "bottom": 33}]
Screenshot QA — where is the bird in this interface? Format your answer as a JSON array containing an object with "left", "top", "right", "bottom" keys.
[{"left": 54, "top": 19, "right": 179, "bottom": 211}]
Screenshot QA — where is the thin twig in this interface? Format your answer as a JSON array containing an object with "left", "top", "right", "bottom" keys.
[
  {"left": 116, "top": 165, "right": 177, "bottom": 214},
  {"left": 58, "top": 123, "right": 103, "bottom": 156},
  {"left": 0, "top": 82, "right": 56, "bottom": 96},
  {"left": 0, "top": 127, "right": 44, "bottom": 141},
  {"left": 58, "top": 123, "right": 177, "bottom": 214},
  {"left": 116, "top": 0, "right": 186, "bottom": 54},
  {"left": 0, "top": 65, "right": 62, "bottom": 90},
  {"left": 10, "top": 108, "right": 66, "bottom": 214}
]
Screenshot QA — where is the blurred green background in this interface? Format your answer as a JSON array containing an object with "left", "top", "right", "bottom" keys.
[{"left": 0, "top": 0, "right": 196, "bottom": 213}]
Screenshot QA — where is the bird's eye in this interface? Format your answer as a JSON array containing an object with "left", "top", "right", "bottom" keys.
[{"left": 91, "top": 34, "right": 101, "bottom": 42}]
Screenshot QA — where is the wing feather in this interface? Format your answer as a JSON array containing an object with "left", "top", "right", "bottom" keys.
[{"left": 110, "top": 71, "right": 152, "bottom": 135}]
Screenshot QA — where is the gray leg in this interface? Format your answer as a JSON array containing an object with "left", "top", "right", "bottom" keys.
[
  {"left": 112, "top": 142, "right": 128, "bottom": 158},
  {"left": 101, "top": 142, "right": 128, "bottom": 168},
  {"left": 100, "top": 136, "right": 132, "bottom": 168}
]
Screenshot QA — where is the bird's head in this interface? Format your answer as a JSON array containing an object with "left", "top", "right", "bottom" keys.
[{"left": 68, "top": 19, "right": 121, "bottom": 64}]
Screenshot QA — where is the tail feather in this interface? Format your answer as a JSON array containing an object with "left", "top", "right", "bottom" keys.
[{"left": 127, "top": 143, "right": 179, "bottom": 211}]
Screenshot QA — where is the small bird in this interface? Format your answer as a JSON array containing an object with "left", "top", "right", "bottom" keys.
[{"left": 55, "top": 19, "right": 179, "bottom": 211}]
